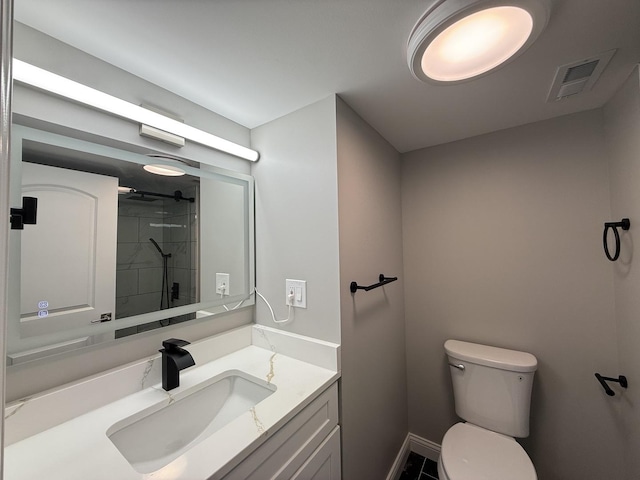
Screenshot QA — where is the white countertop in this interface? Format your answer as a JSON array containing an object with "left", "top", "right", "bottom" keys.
[{"left": 4, "top": 326, "right": 340, "bottom": 480}]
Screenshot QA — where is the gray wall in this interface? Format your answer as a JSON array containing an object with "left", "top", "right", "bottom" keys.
[
  {"left": 402, "top": 110, "right": 624, "bottom": 480},
  {"left": 251, "top": 96, "right": 341, "bottom": 344},
  {"left": 337, "top": 98, "right": 407, "bottom": 479},
  {"left": 604, "top": 66, "right": 640, "bottom": 479},
  {"left": 252, "top": 96, "right": 409, "bottom": 479}
]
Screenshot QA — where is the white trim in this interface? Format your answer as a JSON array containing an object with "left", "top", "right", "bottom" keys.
[
  {"left": 385, "top": 434, "right": 411, "bottom": 480},
  {"left": 0, "top": 0, "right": 14, "bottom": 477},
  {"left": 385, "top": 433, "right": 442, "bottom": 480},
  {"left": 408, "top": 433, "right": 441, "bottom": 462}
]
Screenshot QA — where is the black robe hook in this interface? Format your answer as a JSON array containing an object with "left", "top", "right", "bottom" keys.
[
  {"left": 603, "top": 218, "right": 630, "bottom": 261},
  {"left": 595, "top": 373, "right": 628, "bottom": 396}
]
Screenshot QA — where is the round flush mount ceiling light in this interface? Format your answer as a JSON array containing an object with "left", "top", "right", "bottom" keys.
[
  {"left": 143, "top": 164, "right": 186, "bottom": 176},
  {"left": 407, "top": 0, "right": 551, "bottom": 84},
  {"left": 143, "top": 154, "right": 189, "bottom": 176}
]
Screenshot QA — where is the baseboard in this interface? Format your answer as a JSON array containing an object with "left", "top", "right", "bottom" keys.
[
  {"left": 386, "top": 433, "right": 441, "bottom": 480},
  {"left": 386, "top": 434, "right": 411, "bottom": 480},
  {"left": 408, "top": 433, "right": 441, "bottom": 462}
]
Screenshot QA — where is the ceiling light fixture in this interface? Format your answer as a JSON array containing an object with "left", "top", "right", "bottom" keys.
[
  {"left": 143, "top": 154, "right": 189, "bottom": 176},
  {"left": 12, "top": 59, "right": 260, "bottom": 162},
  {"left": 143, "top": 164, "right": 186, "bottom": 177},
  {"left": 407, "top": 0, "right": 551, "bottom": 84}
]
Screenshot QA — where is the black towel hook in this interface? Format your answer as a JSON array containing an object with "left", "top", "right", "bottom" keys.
[
  {"left": 595, "top": 373, "right": 628, "bottom": 396},
  {"left": 603, "top": 218, "right": 630, "bottom": 261}
]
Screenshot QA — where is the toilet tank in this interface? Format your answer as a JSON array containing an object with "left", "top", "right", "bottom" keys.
[{"left": 445, "top": 340, "right": 537, "bottom": 438}]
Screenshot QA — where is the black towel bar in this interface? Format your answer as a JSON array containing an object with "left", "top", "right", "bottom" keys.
[{"left": 350, "top": 274, "right": 398, "bottom": 293}]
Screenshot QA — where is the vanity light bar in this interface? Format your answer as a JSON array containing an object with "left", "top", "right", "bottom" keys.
[{"left": 12, "top": 59, "right": 260, "bottom": 162}]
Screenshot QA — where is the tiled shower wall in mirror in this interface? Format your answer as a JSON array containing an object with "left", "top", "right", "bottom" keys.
[{"left": 115, "top": 186, "right": 198, "bottom": 337}]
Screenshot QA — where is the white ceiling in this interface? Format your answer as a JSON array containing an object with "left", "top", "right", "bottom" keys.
[{"left": 13, "top": 0, "right": 640, "bottom": 153}]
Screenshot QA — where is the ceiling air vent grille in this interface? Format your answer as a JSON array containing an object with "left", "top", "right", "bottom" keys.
[
  {"left": 546, "top": 49, "right": 616, "bottom": 102},
  {"left": 563, "top": 60, "right": 599, "bottom": 83}
]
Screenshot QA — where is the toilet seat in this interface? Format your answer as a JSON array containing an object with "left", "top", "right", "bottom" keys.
[{"left": 440, "top": 423, "right": 537, "bottom": 480}]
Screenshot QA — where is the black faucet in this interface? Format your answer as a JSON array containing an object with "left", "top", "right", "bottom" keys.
[{"left": 159, "top": 338, "right": 195, "bottom": 391}]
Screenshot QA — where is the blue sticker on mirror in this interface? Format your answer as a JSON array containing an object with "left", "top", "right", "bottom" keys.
[
  {"left": 38, "top": 300, "right": 49, "bottom": 309},
  {"left": 38, "top": 310, "right": 49, "bottom": 318}
]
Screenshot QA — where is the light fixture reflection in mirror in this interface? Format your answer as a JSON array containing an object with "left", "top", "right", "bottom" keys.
[{"left": 143, "top": 164, "right": 186, "bottom": 176}]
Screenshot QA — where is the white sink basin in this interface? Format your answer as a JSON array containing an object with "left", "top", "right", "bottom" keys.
[{"left": 106, "top": 370, "right": 276, "bottom": 474}]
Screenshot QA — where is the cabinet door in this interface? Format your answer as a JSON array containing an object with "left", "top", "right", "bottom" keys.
[{"left": 291, "top": 426, "right": 341, "bottom": 480}]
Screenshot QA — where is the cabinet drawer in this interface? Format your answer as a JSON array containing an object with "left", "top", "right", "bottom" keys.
[
  {"left": 222, "top": 383, "right": 338, "bottom": 480},
  {"left": 291, "top": 426, "right": 341, "bottom": 480}
]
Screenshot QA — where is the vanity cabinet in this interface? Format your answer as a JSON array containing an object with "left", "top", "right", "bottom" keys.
[{"left": 221, "top": 382, "right": 340, "bottom": 480}]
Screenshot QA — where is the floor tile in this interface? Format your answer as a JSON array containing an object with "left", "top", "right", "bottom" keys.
[
  {"left": 399, "top": 451, "right": 425, "bottom": 480},
  {"left": 423, "top": 458, "right": 439, "bottom": 478}
]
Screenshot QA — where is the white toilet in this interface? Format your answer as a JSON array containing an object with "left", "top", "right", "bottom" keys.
[{"left": 438, "top": 339, "right": 538, "bottom": 480}]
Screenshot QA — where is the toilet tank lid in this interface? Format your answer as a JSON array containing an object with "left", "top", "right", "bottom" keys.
[{"left": 445, "top": 340, "right": 537, "bottom": 372}]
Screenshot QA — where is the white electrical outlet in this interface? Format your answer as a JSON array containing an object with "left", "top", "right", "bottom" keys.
[
  {"left": 216, "top": 273, "right": 230, "bottom": 296},
  {"left": 285, "top": 279, "right": 307, "bottom": 308}
]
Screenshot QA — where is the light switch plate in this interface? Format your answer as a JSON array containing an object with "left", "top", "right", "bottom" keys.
[
  {"left": 216, "top": 273, "right": 230, "bottom": 296},
  {"left": 285, "top": 279, "right": 307, "bottom": 308}
]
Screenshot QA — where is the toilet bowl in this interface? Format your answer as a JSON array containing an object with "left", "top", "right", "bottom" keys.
[
  {"left": 440, "top": 340, "right": 538, "bottom": 480},
  {"left": 437, "top": 423, "right": 536, "bottom": 480}
]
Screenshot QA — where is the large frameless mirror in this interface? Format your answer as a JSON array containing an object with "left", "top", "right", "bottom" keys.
[{"left": 6, "top": 125, "right": 255, "bottom": 365}]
